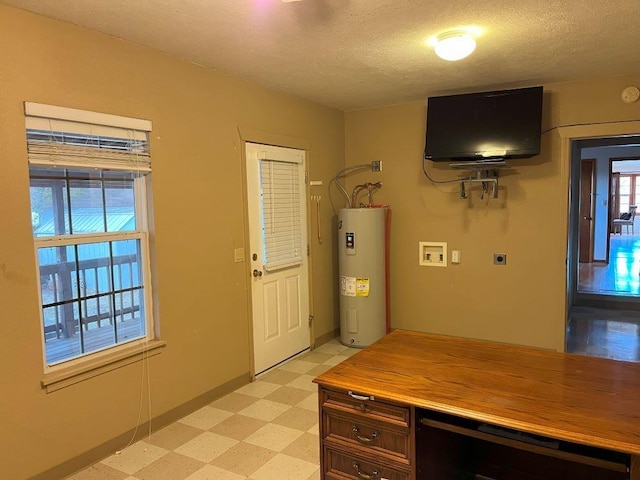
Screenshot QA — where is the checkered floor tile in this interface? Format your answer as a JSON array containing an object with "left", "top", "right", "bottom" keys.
[{"left": 66, "top": 339, "right": 358, "bottom": 480}]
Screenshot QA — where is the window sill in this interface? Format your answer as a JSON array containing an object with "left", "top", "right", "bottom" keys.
[{"left": 41, "top": 340, "right": 166, "bottom": 393}]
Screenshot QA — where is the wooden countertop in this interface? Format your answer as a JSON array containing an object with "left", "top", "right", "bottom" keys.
[{"left": 313, "top": 329, "right": 640, "bottom": 456}]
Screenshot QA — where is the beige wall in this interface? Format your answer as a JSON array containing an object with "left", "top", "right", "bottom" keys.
[
  {"left": 2, "top": 3, "right": 640, "bottom": 479},
  {"left": 345, "top": 76, "right": 640, "bottom": 349},
  {"left": 0, "top": 5, "right": 343, "bottom": 479}
]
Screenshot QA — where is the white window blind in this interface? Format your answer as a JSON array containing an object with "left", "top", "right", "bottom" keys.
[
  {"left": 24, "top": 102, "right": 152, "bottom": 172},
  {"left": 260, "top": 158, "right": 303, "bottom": 272}
]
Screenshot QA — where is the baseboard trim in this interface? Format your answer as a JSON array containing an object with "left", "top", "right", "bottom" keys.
[
  {"left": 315, "top": 328, "right": 340, "bottom": 347},
  {"left": 29, "top": 373, "right": 250, "bottom": 480},
  {"left": 32, "top": 330, "right": 342, "bottom": 479}
]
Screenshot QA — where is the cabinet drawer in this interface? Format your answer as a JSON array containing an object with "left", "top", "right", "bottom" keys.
[
  {"left": 324, "top": 411, "right": 410, "bottom": 462},
  {"left": 325, "top": 447, "right": 409, "bottom": 480},
  {"left": 321, "top": 389, "right": 410, "bottom": 427}
]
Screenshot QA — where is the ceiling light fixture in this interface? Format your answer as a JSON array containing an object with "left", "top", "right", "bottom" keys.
[{"left": 434, "top": 30, "right": 476, "bottom": 61}]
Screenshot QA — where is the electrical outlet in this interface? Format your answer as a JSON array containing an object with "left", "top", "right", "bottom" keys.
[
  {"left": 493, "top": 253, "right": 507, "bottom": 265},
  {"left": 371, "top": 160, "right": 383, "bottom": 172}
]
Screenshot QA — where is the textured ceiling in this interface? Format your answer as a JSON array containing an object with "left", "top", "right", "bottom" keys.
[{"left": 3, "top": 0, "right": 640, "bottom": 110}]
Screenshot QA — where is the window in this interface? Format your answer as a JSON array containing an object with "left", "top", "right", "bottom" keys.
[
  {"left": 25, "top": 103, "right": 154, "bottom": 370},
  {"left": 619, "top": 175, "right": 632, "bottom": 213},
  {"left": 618, "top": 173, "right": 640, "bottom": 214},
  {"left": 259, "top": 158, "right": 303, "bottom": 272}
]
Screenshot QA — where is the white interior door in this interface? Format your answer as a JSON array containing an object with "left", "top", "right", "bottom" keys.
[{"left": 246, "top": 142, "right": 310, "bottom": 375}]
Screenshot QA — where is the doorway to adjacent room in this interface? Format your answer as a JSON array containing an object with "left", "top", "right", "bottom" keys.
[
  {"left": 575, "top": 149, "right": 640, "bottom": 298},
  {"left": 567, "top": 133, "right": 640, "bottom": 362}
]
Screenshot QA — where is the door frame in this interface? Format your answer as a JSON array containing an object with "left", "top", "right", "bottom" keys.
[
  {"left": 238, "top": 128, "right": 314, "bottom": 379},
  {"left": 564, "top": 122, "right": 640, "bottom": 344}
]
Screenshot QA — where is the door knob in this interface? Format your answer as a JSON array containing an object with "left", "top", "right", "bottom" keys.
[{"left": 252, "top": 269, "right": 263, "bottom": 278}]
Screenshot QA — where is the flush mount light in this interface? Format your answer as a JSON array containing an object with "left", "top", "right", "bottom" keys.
[{"left": 434, "top": 30, "right": 476, "bottom": 61}]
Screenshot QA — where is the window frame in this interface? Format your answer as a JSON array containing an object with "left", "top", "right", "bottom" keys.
[
  {"left": 33, "top": 173, "right": 154, "bottom": 373},
  {"left": 24, "top": 102, "right": 163, "bottom": 391},
  {"left": 617, "top": 173, "right": 640, "bottom": 213}
]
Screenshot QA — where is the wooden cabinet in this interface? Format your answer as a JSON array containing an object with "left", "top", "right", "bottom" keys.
[
  {"left": 324, "top": 448, "right": 410, "bottom": 480},
  {"left": 314, "top": 330, "right": 640, "bottom": 480},
  {"left": 320, "top": 387, "right": 413, "bottom": 479}
]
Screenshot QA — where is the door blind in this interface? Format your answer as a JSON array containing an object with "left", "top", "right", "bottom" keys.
[{"left": 260, "top": 159, "right": 303, "bottom": 271}]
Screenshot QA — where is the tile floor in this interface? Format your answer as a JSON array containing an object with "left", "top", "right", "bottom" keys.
[
  {"left": 67, "top": 339, "right": 358, "bottom": 480},
  {"left": 63, "top": 325, "right": 640, "bottom": 480}
]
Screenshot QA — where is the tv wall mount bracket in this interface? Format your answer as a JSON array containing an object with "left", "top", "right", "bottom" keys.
[{"left": 449, "top": 160, "right": 509, "bottom": 200}]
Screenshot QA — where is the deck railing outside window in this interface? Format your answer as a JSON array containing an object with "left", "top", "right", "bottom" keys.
[{"left": 39, "top": 246, "right": 146, "bottom": 365}]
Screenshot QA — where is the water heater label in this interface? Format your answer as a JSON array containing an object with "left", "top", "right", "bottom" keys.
[
  {"left": 340, "top": 276, "right": 370, "bottom": 297},
  {"left": 356, "top": 278, "right": 370, "bottom": 297},
  {"left": 340, "top": 275, "right": 357, "bottom": 297}
]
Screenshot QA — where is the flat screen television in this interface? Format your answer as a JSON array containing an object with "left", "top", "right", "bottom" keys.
[{"left": 424, "top": 86, "right": 543, "bottom": 162}]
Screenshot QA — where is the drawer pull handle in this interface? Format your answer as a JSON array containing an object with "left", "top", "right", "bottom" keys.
[
  {"left": 348, "top": 391, "right": 375, "bottom": 401},
  {"left": 352, "top": 425, "right": 379, "bottom": 444},
  {"left": 352, "top": 461, "right": 379, "bottom": 479}
]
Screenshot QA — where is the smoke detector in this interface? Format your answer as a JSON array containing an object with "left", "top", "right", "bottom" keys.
[{"left": 622, "top": 86, "right": 640, "bottom": 104}]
